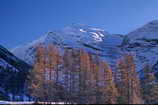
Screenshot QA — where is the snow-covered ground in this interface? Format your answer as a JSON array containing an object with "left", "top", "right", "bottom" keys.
[{"left": 0, "top": 101, "right": 67, "bottom": 104}]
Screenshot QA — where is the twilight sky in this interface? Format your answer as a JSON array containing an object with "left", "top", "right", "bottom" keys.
[{"left": 0, "top": 0, "right": 158, "bottom": 49}]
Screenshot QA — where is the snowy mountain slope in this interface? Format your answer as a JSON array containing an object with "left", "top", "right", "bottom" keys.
[
  {"left": 0, "top": 45, "right": 31, "bottom": 72},
  {"left": 0, "top": 45, "right": 31, "bottom": 100},
  {"left": 12, "top": 24, "right": 124, "bottom": 65},
  {"left": 127, "top": 20, "right": 158, "bottom": 42},
  {"left": 11, "top": 20, "right": 158, "bottom": 74},
  {"left": 124, "top": 20, "right": 158, "bottom": 72}
]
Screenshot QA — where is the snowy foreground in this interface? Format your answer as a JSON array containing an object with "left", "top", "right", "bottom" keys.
[{"left": 0, "top": 101, "right": 67, "bottom": 104}]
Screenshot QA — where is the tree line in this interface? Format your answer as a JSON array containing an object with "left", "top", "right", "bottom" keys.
[{"left": 28, "top": 44, "right": 158, "bottom": 104}]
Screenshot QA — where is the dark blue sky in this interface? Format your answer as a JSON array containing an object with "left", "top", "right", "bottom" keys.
[{"left": 1, "top": 0, "right": 158, "bottom": 49}]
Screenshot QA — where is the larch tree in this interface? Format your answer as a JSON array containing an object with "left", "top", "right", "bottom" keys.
[
  {"left": 71, "top": 49, "right": 83, "bottom": 103},
  {"left": 63, "top": 49, "right": 76, "bottom": 103},
  {"left": 46, "top": 44, "right": 62, "bottom": 101},
  {"left": 125, "top": 54, "right": 143, "bottom": 104},
  {"left": 90, "top": 55, "right": 101, "bottom": 104},
  {"left": 115, "top": 58, "right": 128, "bottom": 104},
  {"left": 79, "top": 49, "right": 91, "bottom": 104},
  {"left": 141, "top": 64, "right": 158, "bottom": 104},
  {"left": 29, "top": 44, "right": 62, "bottom": 102},
  {"left": 100, "top": 61, "right": 118, "bottom": 104},
  {"left": 116, "top": 54, "right": 143, "bottom": 104},
  {"left": 28, "top": 44, "right": 47, "bottom": 101}
]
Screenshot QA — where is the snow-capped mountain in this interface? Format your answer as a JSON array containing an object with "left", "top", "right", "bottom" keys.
[
  {"left": 127, "top": 20, "right": 158, "bottom": 42},
  {"left": 0, "top": 45, "right": 31, "bottom": 99},
  {"left": 12, "top": 24, "right": 123, "bottom": 65},
  {"left": 11, "top": 21, "right": 158, "bottom": 74},
  {"left": 0, "top": 45, "right": 31, "bottom": 73},
  {"left": 124, "top": 20, "right": 158, "bottom": 73}
]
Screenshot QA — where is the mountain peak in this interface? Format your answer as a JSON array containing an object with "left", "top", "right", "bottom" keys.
[
  {"left": 63, "top": 23, "right": 106, "bottom": 33},
  {"left": 70, "top": 23, "right": 89, "bottom": 28},
  {"left": 127, "top": 19, "right": 158, "bottom": 40},
  {"left": 148, "top": 20, "right": 158, "bottom": 25},
  {"left": 11, "top": 24, "right": 113, "bottom": 64},
  {"left": 142, "top": 19, "right": 158, "bottom": 29}
]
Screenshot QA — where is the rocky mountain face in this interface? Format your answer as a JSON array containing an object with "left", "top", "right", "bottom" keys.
[
  {"left": 124, "top": 20, "right": 158, "bottom": 74},
  {"left": 11, "top": 21, "right": 158, "bottom": 75},
  {"left": 12, "top": 24, "right": 124, "bottom": 66},
  {"left": 0, "top": 45, "right": 31, "bottom": 100}
]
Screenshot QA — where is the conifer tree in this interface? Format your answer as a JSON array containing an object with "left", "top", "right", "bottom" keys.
[
  {"left": 79, "top": 49, "right": 91, "bottom": 104},
  {"left": 141, "top": 64, "right": 158, "bottom": 104},
  {"left": 47, "top": 44, "right": 61, "bottom": 101},
  {"left": 91, "top": 55, "right": 101, "bottom": 104},
  {"left": 63, "top": 49, "right": 76, "bottom": 103},
  {"left": 100, "top": 61, "right": 118, "bottom": 104},
  {"left": 29, "top": 45, "right": 46, "bottom": 101},
  {"left": 116, "top": 54, "right": 143, "bottom": 104},
  {"left": 29, "top": 44, "right": 61, "bottom": 102}
]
